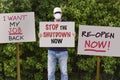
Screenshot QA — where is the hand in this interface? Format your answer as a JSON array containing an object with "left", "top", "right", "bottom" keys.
[
  {"left": 38, "top": 32, "right": 41, "bottom": 38},
  {"left": 72, "top": 32, "right": 76, "bottom": 37}
]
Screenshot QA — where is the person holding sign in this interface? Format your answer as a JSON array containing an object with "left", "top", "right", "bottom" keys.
[{"left": 47, "top": 7, "right": 68, "bottom": 80}]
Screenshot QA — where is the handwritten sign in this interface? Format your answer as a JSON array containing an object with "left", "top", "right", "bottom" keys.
[
  {"left": 78, "top": 25, "right": 120, "bottom": 57},
  {"left": 0, "top": 12, "right": 36, "bottom": 43},
  {"left": 39, "top": 22, "right": 75, "bottom": 47}
]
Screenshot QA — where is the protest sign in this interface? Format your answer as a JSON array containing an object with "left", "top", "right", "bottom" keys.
[
  {"left": 0, "top": 12, "right": 36, "bottom": 43},
  {"left": 78, "top": 25, "right": 120, "bottom": 57},
  {"left": 39, "top": 22, "right": 75, "bottom": 47}
]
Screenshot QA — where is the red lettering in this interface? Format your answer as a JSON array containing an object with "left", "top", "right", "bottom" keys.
[
  {"left": 43, "top": 32, "right": 71, "bottom": 38},
  {"left": 7, "top": 15, "right": 27, "bottom": 21},
  {"left": 3, "top": 16, "right": 6, "bottom": 21},
  {"left": 84, "top": 40, "right": 90, "bottom": 48},
  {"left": 8, "top": 27, "right": 22, "bottom": 35},
  {"left": 98, "top": 41, "right": 107, "bottom": 48},
  {"left": 45, "top": 24, "right": 58, "bottom": 30},
  {"left": 84, "top": 40, "right": 110, "bottom": 52},
  {"left": 85, "top": 40, "right": 108, "bottom": 49},
  {"left": 91, "top": 41, "right": 98, "bottom": 48}
]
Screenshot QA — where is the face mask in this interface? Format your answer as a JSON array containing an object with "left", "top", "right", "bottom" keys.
[{"left": 54, "top": 13, "right": 62, "bottom": 20}]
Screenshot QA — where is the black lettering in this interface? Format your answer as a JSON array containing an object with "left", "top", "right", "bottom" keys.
[
  {"left": 9, "top": 35, "right": 24, "bottom": 41},
  {"left": 82, "top": 31, "right": 87, "bottom": 37},
  {"left": 10, "top": 21, "right": 20, "bottom": 27},
  {"left": 51, "top": 39, "right": 63, "bottom": 44},
  {"left": 95, "top": 32, "right": 101, "bottom": 38}
]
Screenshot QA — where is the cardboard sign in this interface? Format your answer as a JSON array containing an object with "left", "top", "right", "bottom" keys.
[
  {"left": 78, "top": 25, "right": 120, "bottom": 57},
  {"left": 39, "top": 22, "right": 75, "bottom": 47},
  {"left": 0, "top": 12, "right": 36, "bottom": 43}
]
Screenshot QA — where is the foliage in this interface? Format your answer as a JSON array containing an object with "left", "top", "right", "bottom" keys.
[{"left": 0, "top": 0, "right": 120, "bottom": 80}]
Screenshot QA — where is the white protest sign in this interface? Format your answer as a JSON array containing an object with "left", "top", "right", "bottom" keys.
[
  {"left": 39, "top": 22, "right": 75, "bottom": 47},
  {"left": 0, "top": 12, "right": 36, "bottom": 43},
  {"left": 78, "top": 25, "right": 120, "bottom": 57}
]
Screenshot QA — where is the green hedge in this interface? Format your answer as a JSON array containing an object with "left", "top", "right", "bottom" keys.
[{"left": 0, "top": 0, "right": 120, "bottom": 79}]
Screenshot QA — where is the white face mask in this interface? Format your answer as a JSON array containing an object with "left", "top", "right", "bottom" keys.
[{"left": 54, "top": 13, "right": 62, "bottom": 20}]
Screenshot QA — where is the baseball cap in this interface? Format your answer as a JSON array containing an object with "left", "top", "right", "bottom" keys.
[{"left": 53, "top": 7, "right": 62, "bottom": 14}]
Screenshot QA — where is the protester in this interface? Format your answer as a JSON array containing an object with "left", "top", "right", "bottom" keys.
[{"left": 47, "top": 7, "right": 68, "bottom": 80}]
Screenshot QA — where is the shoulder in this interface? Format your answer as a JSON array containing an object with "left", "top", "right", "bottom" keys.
[
  {"left": 62, "top": 19, "right": 67, "bottom": 22},
  {"left": 49, "top": 20, "right": 54, "bottom": 22}
]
